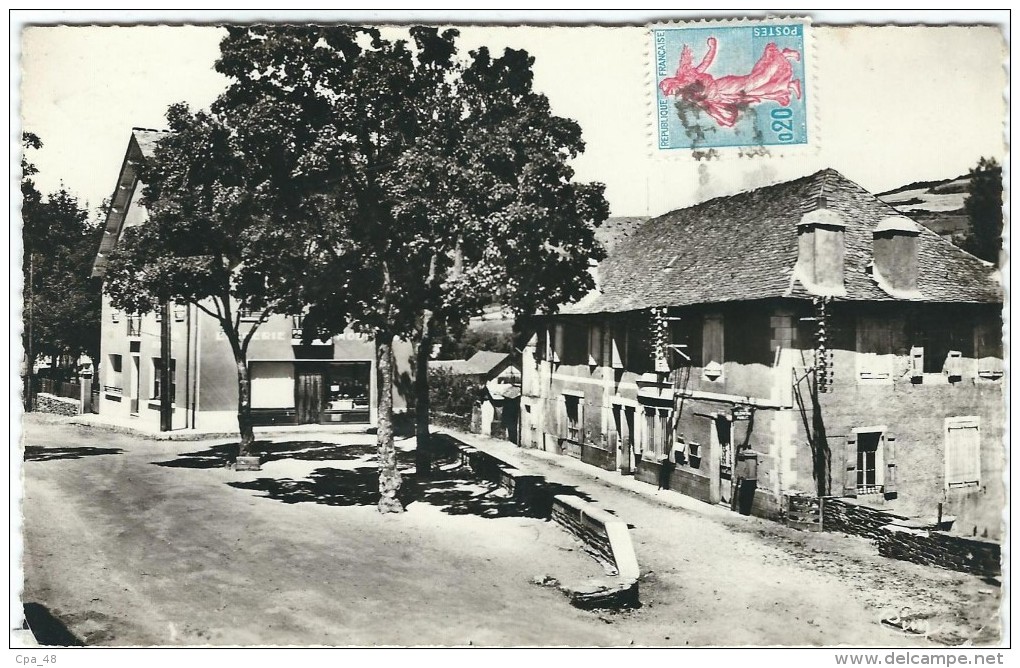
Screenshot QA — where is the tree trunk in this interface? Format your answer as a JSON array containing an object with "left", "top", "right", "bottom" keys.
[
  {"left": 376, "top": 331, "right": 404, "bottom": 513},
  {"left": 414, "top": 332, "right": 432, "bottom": 477},
  {"left": 233, "top": 353, "right": 256, "bottom": 458}
]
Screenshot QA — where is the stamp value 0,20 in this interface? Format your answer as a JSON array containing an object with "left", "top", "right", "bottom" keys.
[{"left": 653, "top": 21, "right": 809, "bottom": 151}]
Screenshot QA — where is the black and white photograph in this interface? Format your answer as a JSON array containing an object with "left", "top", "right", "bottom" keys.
[{"left": 10, "top": 9, "right": 1009, "bottom": 656}]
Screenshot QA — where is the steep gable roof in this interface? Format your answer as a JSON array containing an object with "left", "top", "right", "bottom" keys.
[
  {"left": 91, "top": 128, "right": 167, "bottom": 278},
  {"left": 563, "top": 169, "right": 1000, "bottom": 315}
]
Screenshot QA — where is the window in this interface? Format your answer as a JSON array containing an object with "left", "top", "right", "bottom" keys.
[
  {"left": 913, "top": 311, "right": 973, "bottom": 374},
  {"left": 657, "top": 411, "right": 669, "bottom": 456},
  {"left": 127, "top": 314, "right": 142, "bottom": 338},
  {"left": 857, "top": 315, "right": 893, "bottom": 379},
  {"left": 151, "top": 358, "right": 177, "bottom": 403},
  {"left": 250, "top": 362, "right": 296, "bottom": 409},
  {"left": 626, "top": 316, "right": 654, "bottom": 374},
  {"left": 846, "top": 429, "right": 888, "bottom": 496},
  {"left": 564, "top": 395, "right": 582, "bottom": 442},
  {"left": 945, "top": 417, "right": 980, "bottom": 489},
  {"left": 534, "top": 327, "right": 547, "bottom": 362},
  {"left": 238, "top": 307, "right": 259, "bottom": 322},
  {"left": 106, "top": 354, "right": 123, "bottom": 393},
  {"left": 643, "top": 408, "right": 656, "bottom": 454},
  {"left": 668, "top": 315, "right": 700, "bottom": 367},
  {"left": 856, "top": 432, "right": 881, "bottom": 491},
  {"left": 110, "top": 309, "right": 121, "bottom": 323},
  {"left": 974, "top": 318, "right": 1004, "bottom": 379},
  {"left": 702, "top": 314, "right": 724, "bottom": 379},
  {"left": 561, "top": 321, "right": 588, "bottom": 365}
]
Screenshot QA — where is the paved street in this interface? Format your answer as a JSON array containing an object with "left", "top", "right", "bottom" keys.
[{"left": 18, "top": 415, "right": 1001, "bottom": 646}]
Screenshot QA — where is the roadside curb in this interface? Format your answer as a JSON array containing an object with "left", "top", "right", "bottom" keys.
[{"left": 435, "top": 433, "right": 641, "bottom": 609}]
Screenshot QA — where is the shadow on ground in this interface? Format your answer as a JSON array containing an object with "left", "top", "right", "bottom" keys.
[
  {"left": 158, "top": 435, "right": 593, "bottom": 520},
  {"left": 24, "top": 446, "right": 124, "bottom": 462},
  {"left": 154, "top": 439, "right": 415, "bottom": 469},
  {"left": 224, "top": 444, "right": 592, "bottom": 520},
  {"left": 22, "top": 602, "right": 84, "bottom": 646}
]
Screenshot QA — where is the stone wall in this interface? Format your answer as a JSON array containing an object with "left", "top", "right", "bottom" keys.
[
  {"left": 821, "top": 497, "right": 1001, "bottom": 577},
  {"left": 821, "top": 496, "right": 910, "bottom": 540},
  {"left": 34, "top": 392, "right": 80, "bottom": 417},
  {"left": 433, "top": 433, "right": 640, "bottom": 608},
  {"left": 551, "top": 495, "right": 616, "bottom": 571},
  {"left": 431, "top": 411, "right": 473, "bottom": 433},
  {"left": 878, "top": 525, "right": 1000, "bottom": 577}
]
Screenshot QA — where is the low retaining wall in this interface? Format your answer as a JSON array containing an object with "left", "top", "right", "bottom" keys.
[
  {"left": 820, "top": 497, "right": 1001, "bottom": 577},
  {"left": 431, "top": 412, "right": 472, "bottom": 433},
  {"left": 878, "top": 525, "right": 1000, "bottom": 577},
  {"left": 34, "top": 393, "right": 80, "bottom": 417},
  {"left": 436, "top": 434, "right": 640, "bottom": 609},
  {"left": 550, "top": 495, "right": 640, "bottom": 608},
  {"left": 821, "top": 496, "right": 911, "bottom": 540}
]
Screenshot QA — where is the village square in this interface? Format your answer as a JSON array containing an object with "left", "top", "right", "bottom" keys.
[{"left": 14, "top": 16, "right": 1006, "bottom": 649}]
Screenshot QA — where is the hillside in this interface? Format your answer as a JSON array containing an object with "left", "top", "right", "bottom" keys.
[{"left": 877, "top": 173, "right": 972, "bottom": 239}]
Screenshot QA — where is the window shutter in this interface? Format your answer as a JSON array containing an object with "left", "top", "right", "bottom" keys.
[
  {"left": 944, "top": 350, "right": 962, "bottom": 380},
  {"left": 884, "top": 435, "right": 897, "bottom": 495},
  {"left": 611, "top": 326, "right": 625, "bottom": 369},
  {"left": 588, "top": 324, "right": 602, "bottom": 366},
  {"left": 844, "top": 435, "right": 858, "bottom": 497},
  {"left": 552, "top": 324, "right": 563, "bottom": 364},
  {"left": 909, "top": 346, "right": 924, "bottom": 379}
]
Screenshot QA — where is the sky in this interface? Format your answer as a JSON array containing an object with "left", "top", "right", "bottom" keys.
[{"left": 17, "top": 18, "right": 1007, "bottom": 219}]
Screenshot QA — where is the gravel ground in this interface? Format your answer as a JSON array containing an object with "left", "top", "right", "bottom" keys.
[{"left": 16, "top": 415, "right": 1002, "bottom": 646}]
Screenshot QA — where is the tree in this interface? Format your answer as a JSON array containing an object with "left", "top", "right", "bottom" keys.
[
  {"left": 428, "top": 367, "right": 483, "bottom": 416},
  {"left": 103, "top": 104, "right": 308, "bottom": 458},
  {"left": 212, "top": 26, "right": 608, "bottom": 512},
  {"left": 21, "top": 134, "right": 103, "bottom": 381},
  {"left": 960, "top": 157, "right": 1003, "bottom": 265}
]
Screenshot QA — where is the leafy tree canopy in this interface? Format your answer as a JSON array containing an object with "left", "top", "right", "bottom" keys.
[{"left": 960, "top": 157, "right": 1003, "bottom": 265}]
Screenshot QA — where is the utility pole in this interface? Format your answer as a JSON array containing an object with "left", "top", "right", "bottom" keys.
[{"left": 159, "top": 298, "right": 172, "bottom": 431}]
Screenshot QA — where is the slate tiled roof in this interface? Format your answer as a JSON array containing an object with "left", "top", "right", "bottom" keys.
[
  {"left": 595, "top": 216, "right": 649, "bottom": 254},
  {"left": 428, "top": 351, "right": 511, "bottom": 377},
  {"left": 92, "top": 128, "right": 167, "bottom": 277},
  {"left": 131, "top": 128, "right": 165, "bottom": 159},
  {"left": 562, "top": 169, "right": 1001, "bottom": 315}
]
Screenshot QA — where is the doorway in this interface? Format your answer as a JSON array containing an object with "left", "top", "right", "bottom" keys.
[
  {"left": 129, "top": 355, "right": 140, "bottom": 415},
  {"left": 715, "top": 416, "right": 733, "bottom": 505},
  {"left": 294, "top": 363, "right": 325, "bottom": 424},
  {"left": 614, "top": 405, "right": 636, "bottom": 474}
]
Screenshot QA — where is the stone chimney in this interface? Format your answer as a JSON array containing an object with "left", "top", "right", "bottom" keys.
[
  {"left": 796, "top": 205, "right": 847, "bottom": 296},
  {"left": 872, "top": 216, "right": 921, "bottom": 297}
]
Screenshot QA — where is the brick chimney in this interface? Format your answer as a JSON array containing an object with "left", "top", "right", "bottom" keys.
[
  {"left": 796, "top": 204, "right": 847, "bottom": 296},
  {"left": 872, "top": 216, "right": 921, "bottom": 298}
]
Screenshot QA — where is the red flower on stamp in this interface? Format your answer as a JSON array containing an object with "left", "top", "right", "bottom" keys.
[{"left": 658, "top": 37, "right": 802, "bottom": 128}]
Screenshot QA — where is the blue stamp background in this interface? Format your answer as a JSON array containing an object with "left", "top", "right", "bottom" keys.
[{"left": 654, "top": 24, "right": 808, "bottom": 150}]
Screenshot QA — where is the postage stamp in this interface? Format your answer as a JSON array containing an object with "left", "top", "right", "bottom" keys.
[{"left": 652, "top": 20, "right": 810, "bottom": 151}]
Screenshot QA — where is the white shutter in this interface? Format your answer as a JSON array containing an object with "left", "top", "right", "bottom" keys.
[{"left": 945, "top": 418, "right": 980, "bottom": 488}]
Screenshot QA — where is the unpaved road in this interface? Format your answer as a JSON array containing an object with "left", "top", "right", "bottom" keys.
[{"left": 17, "top": 415, "right": 1002, "bottom": 646}]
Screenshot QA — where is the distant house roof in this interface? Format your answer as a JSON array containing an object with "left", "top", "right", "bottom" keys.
[
  {"left": 562, "top": 169, "right": 1001, "bottom": 315},
  {"left": 428, "top": 351, "right": 512, "bottom": 378},
  {"left": 91, "top": 128, "right": 167, "bottom": 278}
]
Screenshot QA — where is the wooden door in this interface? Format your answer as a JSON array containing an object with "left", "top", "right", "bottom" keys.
[
  {"left": 129, "top": 355, "right": 140, "bottom": 415},
  {"left": 295, "top": 366, "right": 325, "bottom": 424},
  {"left": 716, "top": 416, "right": 733, "bottom": 505}
]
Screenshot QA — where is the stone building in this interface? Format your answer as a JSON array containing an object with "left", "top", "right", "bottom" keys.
[{"left": 521, "top": 169, "right": 1004, "bottom": 538}]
